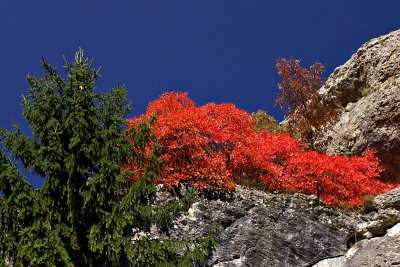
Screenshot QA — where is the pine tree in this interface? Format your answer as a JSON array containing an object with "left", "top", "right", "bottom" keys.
[{"left": 0, "top": 49, "right": 217, "bottom": 266}]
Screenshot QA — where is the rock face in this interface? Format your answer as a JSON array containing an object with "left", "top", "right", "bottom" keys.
[
  {"left": 313, "top": 223, "right": 400, "bottom": 267},
  {"left": 313, "top": 187, "right": 400, "bottom": 267},
  {"left": 370, "top": 187, "right": 400, "bottom": 210},
  {"left": 152, "top": 185, "right": 400, "bottom": 267},
  {"left": 135, "top": 31, "right": 400, "bottom": 266},
  {"left": 318, "top": 29, "right": 400, "bottom": 180},
  {"left": 202, "top": 188, "right": 353, "bottom": 267}
]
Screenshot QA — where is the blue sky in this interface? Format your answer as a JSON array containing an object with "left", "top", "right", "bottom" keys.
[{"left": 1, "top": 1, "right": 400, "bottom": 188}]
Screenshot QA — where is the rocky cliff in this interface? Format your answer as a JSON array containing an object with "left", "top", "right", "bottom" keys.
[
  {"left": 177, "top": 30, "right": 400, "bottom": 266},
  {"left": 155, "top": 185, "right": 400, "bottom": 266},
  {"left": 313, "top": 187, "right": 400, "bottom": 267},
  {"left": 318, "top": 29, "right": 400, "bottom": 180},
  {"left": 137, "top": 31, "right": 400, "bottom": 266}
]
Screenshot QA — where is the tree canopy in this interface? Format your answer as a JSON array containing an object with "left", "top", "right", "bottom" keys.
[
  {"left": 126, "top": 92, "right": 396, "bottom": 206},
  {"left": 0, "top": 49, "right": 216, "bottom": 266}
]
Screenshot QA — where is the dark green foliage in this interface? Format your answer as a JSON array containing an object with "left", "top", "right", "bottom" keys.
[{"left": 0, "top": 49, "right": 217, "bottom": 266}]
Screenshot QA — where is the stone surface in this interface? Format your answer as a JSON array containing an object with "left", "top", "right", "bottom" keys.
[
  {"left": 346, "top": 230, "right": 400, "bottom": 267},
  {"left": 157, "top": 185, "right": 400, "bottom": 267},
  {"left": 166, "top": 186, "right": 357, "bottom": 267},
  {"left": 312, "top": 187, "right": 400, "bottom": 267},
  {"left": 205, "top": 189, "right": 353, "bottom": 267},
  {"left": 134, "top": 181, "right": 400, "bottom": 267},
  {"left": 371, "top": 186, "right": 400, "bottom": 210},
  {"left": 318, "top": 29, "right": 400, "bottom": 180},
  {"left": 143, "top": 185, "right": 395, "bottom": 266},
  {"left": 313, "top": 222, "right": 400, "bottom": 267},
  {"left": 319, "top": 29, "right": 400, "bottom": 108}
]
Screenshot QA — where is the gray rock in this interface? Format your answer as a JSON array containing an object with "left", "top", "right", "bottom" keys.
[
  {"left": 163, "top": 186, "right": 357, "bottom": 267},
  {"left": 320, "top": 29, "right": 400, "bottom": 108},
  {"left": 312, "top": 187, "right": 400, "bottom": 267},
  {"left": 355, "top": 208, "right": 400, "bottom": 237},
  {"left": 313, "top": 222, "right": 400, "bottom": 267},
  {"left": 318, "top": 29, "right": 400, "bottom": 180},
  {"left": 346, "top": 227, "right": 400, "bottom": 267},
  {"left": 371, "top": 187, "right": 400, "bottom": 210},
  {"left": 145, "top": 182, "right": 400, "bottom": 266}
]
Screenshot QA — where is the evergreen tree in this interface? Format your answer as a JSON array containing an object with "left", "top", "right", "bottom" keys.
[{"left": 0, "top": 49, "right": 217, "bottom": 266}]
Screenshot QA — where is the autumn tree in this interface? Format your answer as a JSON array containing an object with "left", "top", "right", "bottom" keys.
[
  {"left": 126, "top": 92, "right": 396, "bottom": 206},
  {"left": 126, "top": 92, "right": 255, "bottom": 191},
  {"left": 0, "top": 50, "right": 216, "bottom": 266},
  {"left": 275, "top": 58, "right": 337, "bottom": 150},
  {"left": 280, "top": 149, "right": 396, "bottom": 206}
]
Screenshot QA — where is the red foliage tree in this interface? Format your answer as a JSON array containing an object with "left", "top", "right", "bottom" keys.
[
  {"left": 126, "top": 92, "right": 255, "bottom": 190},
  {"left": 126, "top": 92, "right": 397, "bottom": 206},
  {"left": 279, "top": 150, "right": 395, "bottom": 206}
]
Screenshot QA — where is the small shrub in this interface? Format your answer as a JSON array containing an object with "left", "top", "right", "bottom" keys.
[
  {"left": 251, "top": 110, "right": 284, "bottom": 133},
  {"left": 360, "top": 87, "right": 370, "bottom": 97},
  {"left": 362, "top": 195, "right": 376, "bottom": 212}
]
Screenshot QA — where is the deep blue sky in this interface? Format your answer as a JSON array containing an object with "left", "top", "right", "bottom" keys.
[{"left": 1, "top": 1, "right": 400, "bottom": 188}]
